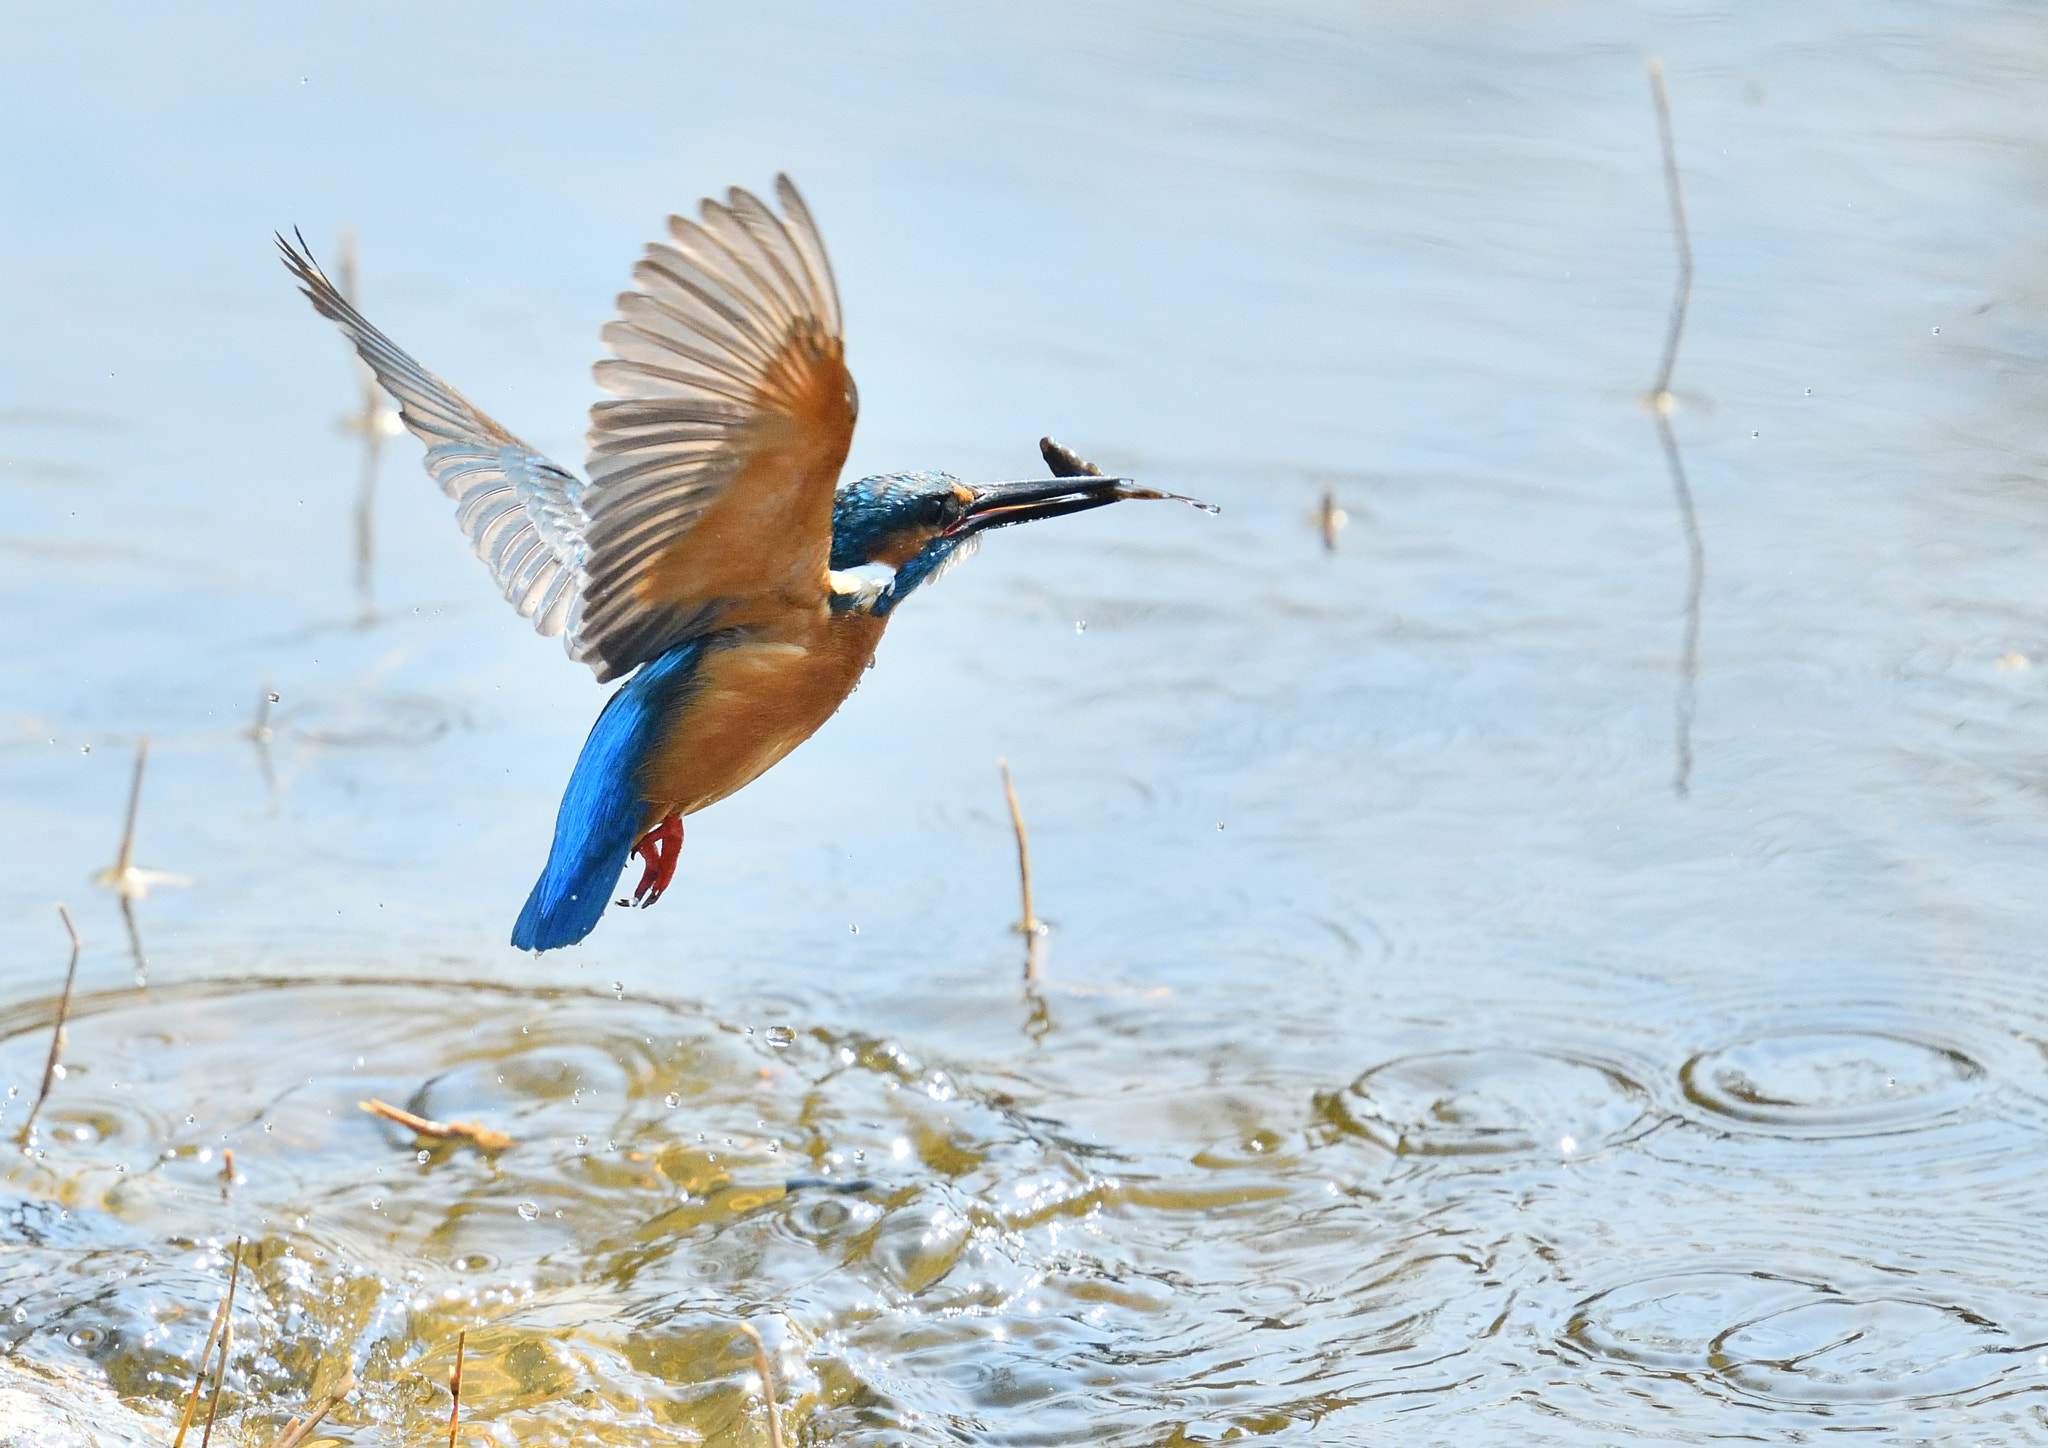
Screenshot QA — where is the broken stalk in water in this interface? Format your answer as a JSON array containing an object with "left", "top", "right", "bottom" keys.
[
  {"left": 359, "top": 1097, "right": 513, "bottom": 1152},
  {"left": 998, "top": 760, "right": 1047, "bottom": 981},
  {"left": 19, "top": 904, "right": 81, "bottom": 1141},
  {"left": 736, "top": 1322, "right": 785, "bottom": 1448},
  {"left": 94, "top": 735, "right": 191, "bottom": 980},
  {"left": 265, "top": 1368, "right": 356, "bottom": 1448},
  {"left": 171, "top": 1239, "right": 242, "bottom": 1448},
  {"left": 1314, "top": 487, "right": 1347, "bottom": 551},
  {"left": 447, "top": 1328, "right": 466, "bottom": 1447}
]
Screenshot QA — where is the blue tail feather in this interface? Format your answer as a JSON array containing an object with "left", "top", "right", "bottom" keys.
[{"left": 511, "top": 640, "right": 707, "bottom": 952}]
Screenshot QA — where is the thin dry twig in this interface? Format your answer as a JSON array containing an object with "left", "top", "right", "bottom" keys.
[
  {"left": 1646, "top": 56, "right": 1705, "bottom": 799},
  {"left": 359, "top": 1098, "right": 513, "bottom": 1152},
  {"left": 997, "top": 760, "right": 1046, "bottom": 982},
  {"left": 20, "top": 905, "right": 81, "bottom": 1140},
  {"left": 1646, "top": 59, "right": 1693, "bottom": 404},
  {"left": 172, "top": 1239, "right": 243, "bottom": 1448},
  {"left": 199, "top": 1318, "right": 232, "bottom": 1448},
  {"left": 94, "top": 735, "right": 190, "bottom": 979},
  {"left": 735, "top": 1323, "right": 785, "bottom": 1448},
  {"left": 112, "top": 736, "right": 144, "bottom": 884},
  {"left": 447, "top": 1328, "right": 466, "bottom": 1447},
  {"left": 266, "top": 1367, "right": 356, "bottom": 1448}
]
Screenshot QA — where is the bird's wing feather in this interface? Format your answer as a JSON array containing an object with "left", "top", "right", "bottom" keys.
[
  {"left": 579, "top": 175, "right": 855, "bottom": 682},
  {"left": 278, "top": 234, "right": 591, "bottom": 645}
]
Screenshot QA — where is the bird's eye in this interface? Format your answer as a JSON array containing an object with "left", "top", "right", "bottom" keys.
[{"left": 922, "top": 494, "right": 955, "bottom": 529}]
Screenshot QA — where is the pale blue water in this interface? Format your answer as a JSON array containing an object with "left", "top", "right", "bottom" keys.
[{"left": 4, "top": 2, "right": 2048, "bottom": 1442}]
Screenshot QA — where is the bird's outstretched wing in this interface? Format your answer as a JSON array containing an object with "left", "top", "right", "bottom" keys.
[
  {"left": 282, "top": 176, "right": 852, "bottom": 683},
  {"left": 579, "top": 175, "right": 855, "bottom": 680},
  {"left": 278, "top": 233, "right": 590, "bottom": 643}
]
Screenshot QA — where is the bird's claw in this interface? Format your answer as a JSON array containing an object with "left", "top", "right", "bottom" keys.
[{"left": 629, "top": 813, "right": 683, "bottom": 907}]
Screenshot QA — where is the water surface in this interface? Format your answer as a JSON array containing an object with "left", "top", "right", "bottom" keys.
[{"left": 4, "top": 2, "right": 2048, "bottom": 1442}]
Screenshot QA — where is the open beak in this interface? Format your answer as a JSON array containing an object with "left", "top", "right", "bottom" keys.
[{"left": 945, "top": 474, "right": 1216, "bottom": 539}]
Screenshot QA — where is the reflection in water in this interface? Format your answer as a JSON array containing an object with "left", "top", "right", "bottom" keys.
[
  {"left": 332, "top": 226, "right": 397, "bottom": 629},
  {"left": 1313, "top": 486, "right": 1348, "bottom": 553},
  {"left": 1646, "top": 60, "right": 1704, "bottom": 801},
  {"left": 244, "top": 683, "right": 278, "bottom": 803},
  {"left": 89, "top": 739, "right": 184, "bottom": 984}
]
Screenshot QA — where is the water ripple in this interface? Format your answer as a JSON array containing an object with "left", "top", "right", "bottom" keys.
[
  {"left": 1564, "top": 1267, "right": 2048, "bottom": 1411},
  {"left": 1318, "top": 1048, "right": 1655, "bottom": 1160}
]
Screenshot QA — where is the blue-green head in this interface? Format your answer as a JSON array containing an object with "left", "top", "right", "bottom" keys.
[{"left": 829, "top": 468, "right": 1163, "bottom": 617}]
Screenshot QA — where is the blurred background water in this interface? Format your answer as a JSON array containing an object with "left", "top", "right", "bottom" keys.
[{"left": 5, "top": 1, "right": 2048, "bottom": 1442}]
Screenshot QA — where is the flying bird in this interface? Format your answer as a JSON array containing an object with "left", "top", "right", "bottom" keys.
[{"left": 279, "top": 176, "right": 1206, "bottom": 951}]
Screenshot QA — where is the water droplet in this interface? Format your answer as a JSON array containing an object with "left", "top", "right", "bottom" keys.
[
  {"left": 854, "top": 1150, "right": 865, "bottom": 1163},
  {"left": 1751, "top": 430, "right": 1760, "bottom": 438},
  {"left": 80, "top": 745, "right": 89, "bottom": 754},
  {"left": 1803, "top": 388, "right": 1813, "bottom": 395},
  {"left": 185, "top": 1115, "right": 195, "bottom": 1126},
  {"left": 114, "top": 1164, "right": 125, "bottom": 1173},
  {"left": 369, "top": 1198, "right": 381, "bottom": 1211},
  {"left": 517, "top": 1202, "right": 539, "bottom": 1221},
  {"left": 1932, "top": 325, "right": 1941, "bottom": 335},
  {"left": 767, "top": 1141, "right": 780, "bottom": 1153},
  {"left": 1559, "top": 1135, "right": 1577, "bottom": 1155},
  {"left": 11, "top": 1308, "right": 25, "bottom": 1324},
  {"left": 1075, "top": 620, "right": 1087, "bottom": 633},
  {"left": 765, "top": 1025, "right": 796, "bottom": 1049},
  {"left": 415, "top": 1150, "right": 430, "bottom": 1164},
  {"left": 553, "top": 1209, "right": 563, "bottom": 1219},
  {"left": 664, "top": 1092, "right": 680, "bottom": 1108},
  {"left": 575, "top": 1135, "right": 588, "bottom": 1148},
  {"left": 612, "top": 981, "right": 623, "bottom": 1000},
  {"left": 264, "top": 1123, "right": 273, "bottom": 1133},
  {"left": 50, "top": 1065, "right": 65, "bottom": 1082},
  {"left": 849, "top": 923, "right": 859, "bottom": 935}
]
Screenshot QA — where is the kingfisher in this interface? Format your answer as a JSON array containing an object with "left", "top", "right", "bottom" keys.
[{"left": 280, "top": 176, "right": 1206, "bottom": 951}]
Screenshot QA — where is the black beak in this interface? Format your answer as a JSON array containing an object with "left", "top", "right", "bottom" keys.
[
  {"left": 946, "top": 475, "right": 1142, "bottom": 537},
  {"left": 945, "top": 439, "right": 1217, "bottom": 538}
]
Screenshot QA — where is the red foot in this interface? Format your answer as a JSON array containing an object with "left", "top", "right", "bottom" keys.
[{"left": 629, "top": 813, "right": 684, "bottom": 908}]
